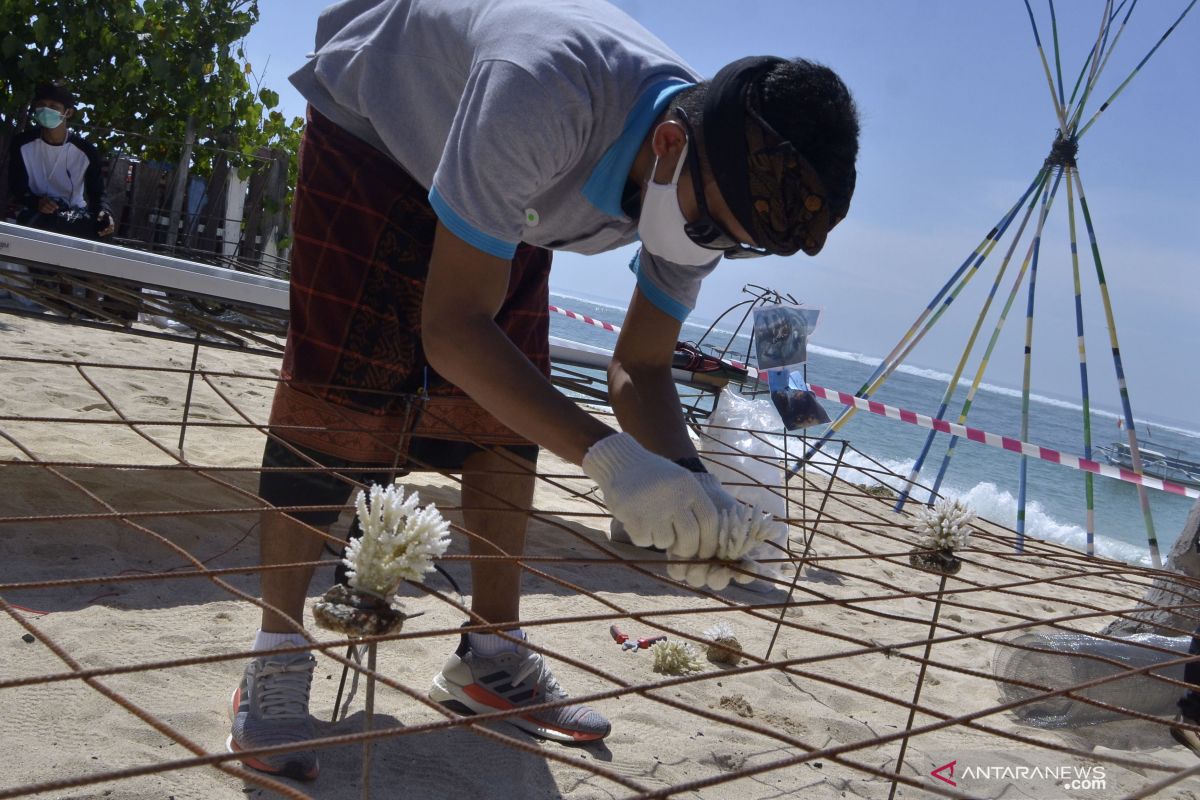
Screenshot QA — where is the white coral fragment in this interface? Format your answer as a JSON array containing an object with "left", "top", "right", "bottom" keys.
[
  {"left": 913, "top": 497, "right": 975, "bottom": 552},
  {"left": 704, "top": 621, "right": 736, "bottom": 642},
  {"left": 651, "top": 640, "right": 704, "bottom": 675},
  {"left": 715, "top": 503, "right": 779, "bottom": 561},
  {"left": 343, "top": 483, "right": 451, "bottom": 598},
  {"left": 703, "top": 621, "right": 743, "bottom": 667}
]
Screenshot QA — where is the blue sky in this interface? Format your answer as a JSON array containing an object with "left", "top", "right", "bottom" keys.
[{"left": 244, "top": 1, "right": 1199, "bottom": 424}]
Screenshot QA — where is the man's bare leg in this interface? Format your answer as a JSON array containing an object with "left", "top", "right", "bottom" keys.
[
  {"left": 234, "top": 509, "right": 328, "bottom": 782},
  {"left": 432, "top": 445, "right": 611, "bottom": 741},
  {"left": 257, "top": 444, "right": 534, "bottom": 632},
  {"left": 259, "top": 511, "right": 329, "bottom": 633},
  {"left": 460, "top": 447, "right": 536, "bottom": 625}
]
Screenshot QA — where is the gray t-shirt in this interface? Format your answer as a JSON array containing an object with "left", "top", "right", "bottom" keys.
[{"left": 290, "top": 0, "right": 719, "bottom": 321}]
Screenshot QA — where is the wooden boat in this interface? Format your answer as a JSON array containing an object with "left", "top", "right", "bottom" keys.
[{"left": 1101, "top": 440, "right": 1200, "bottom": 489}]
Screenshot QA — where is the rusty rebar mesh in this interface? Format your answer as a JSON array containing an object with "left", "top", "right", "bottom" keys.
[
  {"left": 0, "top": 262, "right": 288, "bottom": 355},
  {"left": 2, "top": 313, "right": 1200, "bottom": 800}
]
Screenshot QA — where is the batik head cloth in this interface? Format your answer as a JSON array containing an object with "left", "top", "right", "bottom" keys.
[{"left": 701, "top": 56, "right": 853, "bottom": 257}]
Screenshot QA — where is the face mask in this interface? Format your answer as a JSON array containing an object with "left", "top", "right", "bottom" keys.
[
  {"left": 33, "top": 107, "right": 65, "bottom": 129},
  {"left": 637, "top": 141, "right": 720, "bottom": 266}
]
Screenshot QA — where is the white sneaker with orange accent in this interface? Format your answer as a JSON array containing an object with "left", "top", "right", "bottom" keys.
[{"left": 428, "top": 630, "right": 611, "bottom": 743}]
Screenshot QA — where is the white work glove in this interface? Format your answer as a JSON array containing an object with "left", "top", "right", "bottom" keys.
[
  {"left": 581, "top": 433, "right": 719, "bottom": 558},
  {"left": 668, "top": 473, "right": 778, "bottom": 590}
]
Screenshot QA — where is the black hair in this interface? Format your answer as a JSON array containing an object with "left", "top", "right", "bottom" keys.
[
  {"left": 33, "top": 81, "right": 77, "bottom": 108},
  {"left": 671, "top": 58, "right": 860, "bottom": 216}
]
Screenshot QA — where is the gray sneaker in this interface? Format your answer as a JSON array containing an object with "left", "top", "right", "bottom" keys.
[
  {"left": 226, "top": 651, "right": 320, "bottom": 781},
  {"left": 429, "top": 630, "right": 611, "bottom": 743}
]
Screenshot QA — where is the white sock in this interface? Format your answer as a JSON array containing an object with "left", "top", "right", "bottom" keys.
[
  {"left": 253, "top": 629, "right": 310, "bottom": 653},
  {"left": 468, "top": 628, "right": 526, "bottom": 656}
]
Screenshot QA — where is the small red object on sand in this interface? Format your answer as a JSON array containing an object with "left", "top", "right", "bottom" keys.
[
  {"left": 637, "top": 635, "right": 666, "bottom": 649},
  {"left": 609, "top": 624, "right": 628, "bottom": 644}
]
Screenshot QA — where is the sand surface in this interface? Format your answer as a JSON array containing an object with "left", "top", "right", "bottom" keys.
[{"left": 1, "top": 313, "right": 1199, "bottom": 799}]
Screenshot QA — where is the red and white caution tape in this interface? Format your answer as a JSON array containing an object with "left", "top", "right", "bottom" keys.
[
  {"left": 801, "top": 381, "right": 1199, "bottom": 500},
  {"left": 548, "top": 304, "right": 622, "bottom": 335},
  {"left": 546, "top": 303, "right": 1196, "bottom": 499}
]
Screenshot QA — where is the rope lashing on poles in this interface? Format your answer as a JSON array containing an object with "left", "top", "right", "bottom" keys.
[{"left": 1045, "top": 131, "right": 1080, "bottom": 168}]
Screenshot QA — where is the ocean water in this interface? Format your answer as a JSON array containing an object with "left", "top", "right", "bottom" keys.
[{"left": 549, "top": 291, "right": 1199, "bottom": 567}]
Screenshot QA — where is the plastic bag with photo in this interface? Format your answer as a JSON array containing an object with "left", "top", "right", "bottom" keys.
[
  {"left": 700, "top": 388, "right": 792, "bottom": 585},
  {"left": 752, "top": 304, "right": 821, "bottom": 370},
  {"left": 767, "top": 368, "right": 831, "bottom": 430}
]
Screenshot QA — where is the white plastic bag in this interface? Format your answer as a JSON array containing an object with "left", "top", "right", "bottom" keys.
[
  {"left": 700, "top": 388, "right": 791, "bottom": 584},
  {"left": 993, "top": 630, "right": 1191, "bottom": 726}
]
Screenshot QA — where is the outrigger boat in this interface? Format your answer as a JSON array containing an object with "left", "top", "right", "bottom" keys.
[{"left": 1101, "top": 440, "right": 1200, "bottom": 489}]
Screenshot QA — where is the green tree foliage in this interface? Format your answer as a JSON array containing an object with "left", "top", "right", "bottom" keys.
[{"left": 1, "top": 0, "right": 302, "bottom": 204}]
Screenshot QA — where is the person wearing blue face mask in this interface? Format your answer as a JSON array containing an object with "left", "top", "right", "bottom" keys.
[
  {"left": 8, "top": 82, "right": 114, "bottom": 240},
  {"left": 230, "top": 1, "right": 859, "bottom": 782}
]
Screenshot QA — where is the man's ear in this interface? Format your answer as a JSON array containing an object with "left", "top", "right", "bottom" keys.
[
  {"left": 64, "top": 107, "right": 75, "bottom": 120},
  {"left": 649, "top": 119, "right": 687, "bottom": 183},
  {"left": 651, "top": 119, "right": 686, "bottom": 159}
]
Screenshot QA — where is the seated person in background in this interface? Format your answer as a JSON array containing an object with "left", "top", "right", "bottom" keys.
[
  {"left": 8, "top": 82, "right": 114, "bottom": 240},
  {"left": 7, "top": 81, "right": 130, "bottom": 319}
]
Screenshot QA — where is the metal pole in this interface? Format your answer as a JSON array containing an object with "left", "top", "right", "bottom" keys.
[
  {"left": 177, "top": 335, "right": 201, "bottom": 454},
  {"left": 764, "top": 432, "right": 797, "bottom": 662},
  {"left": 764, "top": 440, "right": 846, "bottom": 662},
  {"left": 887, "top": 574, "right": 948, "bottom": 800},
  {"left": 331, "top": 643, "right": 357, "bottom": 723},
  {"left": 361, "top": 642, "right": 377, "bottom": 800}
]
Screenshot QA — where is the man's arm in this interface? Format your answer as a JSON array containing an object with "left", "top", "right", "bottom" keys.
[
  {"left": 609, "top": 287, "right": 782, "bottom": 588},
  {"left": 423, "top": 223, "right": 739, "bottom": 568},
  {"left": 607, "top": 286, "right": 697, "bottom": 461},
  {"left": 421, "top": 221, "right": 614, "bottom": 464}
]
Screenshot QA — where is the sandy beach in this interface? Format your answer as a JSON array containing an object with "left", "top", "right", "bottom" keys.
[{"left": 2, "top": 312, "right": 1199, "bottom": 799}]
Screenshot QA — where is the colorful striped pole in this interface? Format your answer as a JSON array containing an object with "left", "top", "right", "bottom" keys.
[
  {"left": 1057, "top": 1, "right": 1128, "bottom": 123},
  {"left": 1023, "top": 0, "right": 1071, "bottom": 128},
  {"left": 1049, "top": 1, "right": 1069, "bottom": 111},
  {"left": 928, "top": 173, "right": 1066, "bottom": 505},
  {"left": 792, "top": 171, "right": 1051, "bottom": 480},
  {"left": 921, "top": 167, "right": 1065, "bottom": 506},
  {"left": 1070, "top": 167, "right": 1162, "bottom": 568},
  {"left": 894, "top": 167, "right": 1054, "bottom": 513},
  {"left": 923, "top": 1, "right": 1184, "bottom": 561},
  {"left": 820, "top": 171, "right": 1049, "bottom": 444},
  {"left": 1065, "top": 170, "right": 1097, "bottom": 557},
  {"left": 1015, "top": 169, "right": 1064, "bottom": 549},
  {"left": 808, "top": 3, "right": 1191, "bottom": 563},
  {"left": 1037, "top": 0, "right": 1106, "bottom": 545},
  {"left": 1063, "top": 1, "right": 1130, "bottom": 136},
  {"left": 1076, "top": 0, "right": 1198, "bottom": 141}
]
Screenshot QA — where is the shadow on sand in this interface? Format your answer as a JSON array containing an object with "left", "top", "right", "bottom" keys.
[
  {"left": 238, "top": 710, "right": 614, "bottom": 800},
  {"left": 1, "top": 465, "right": 719, "bottom": 615}
]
